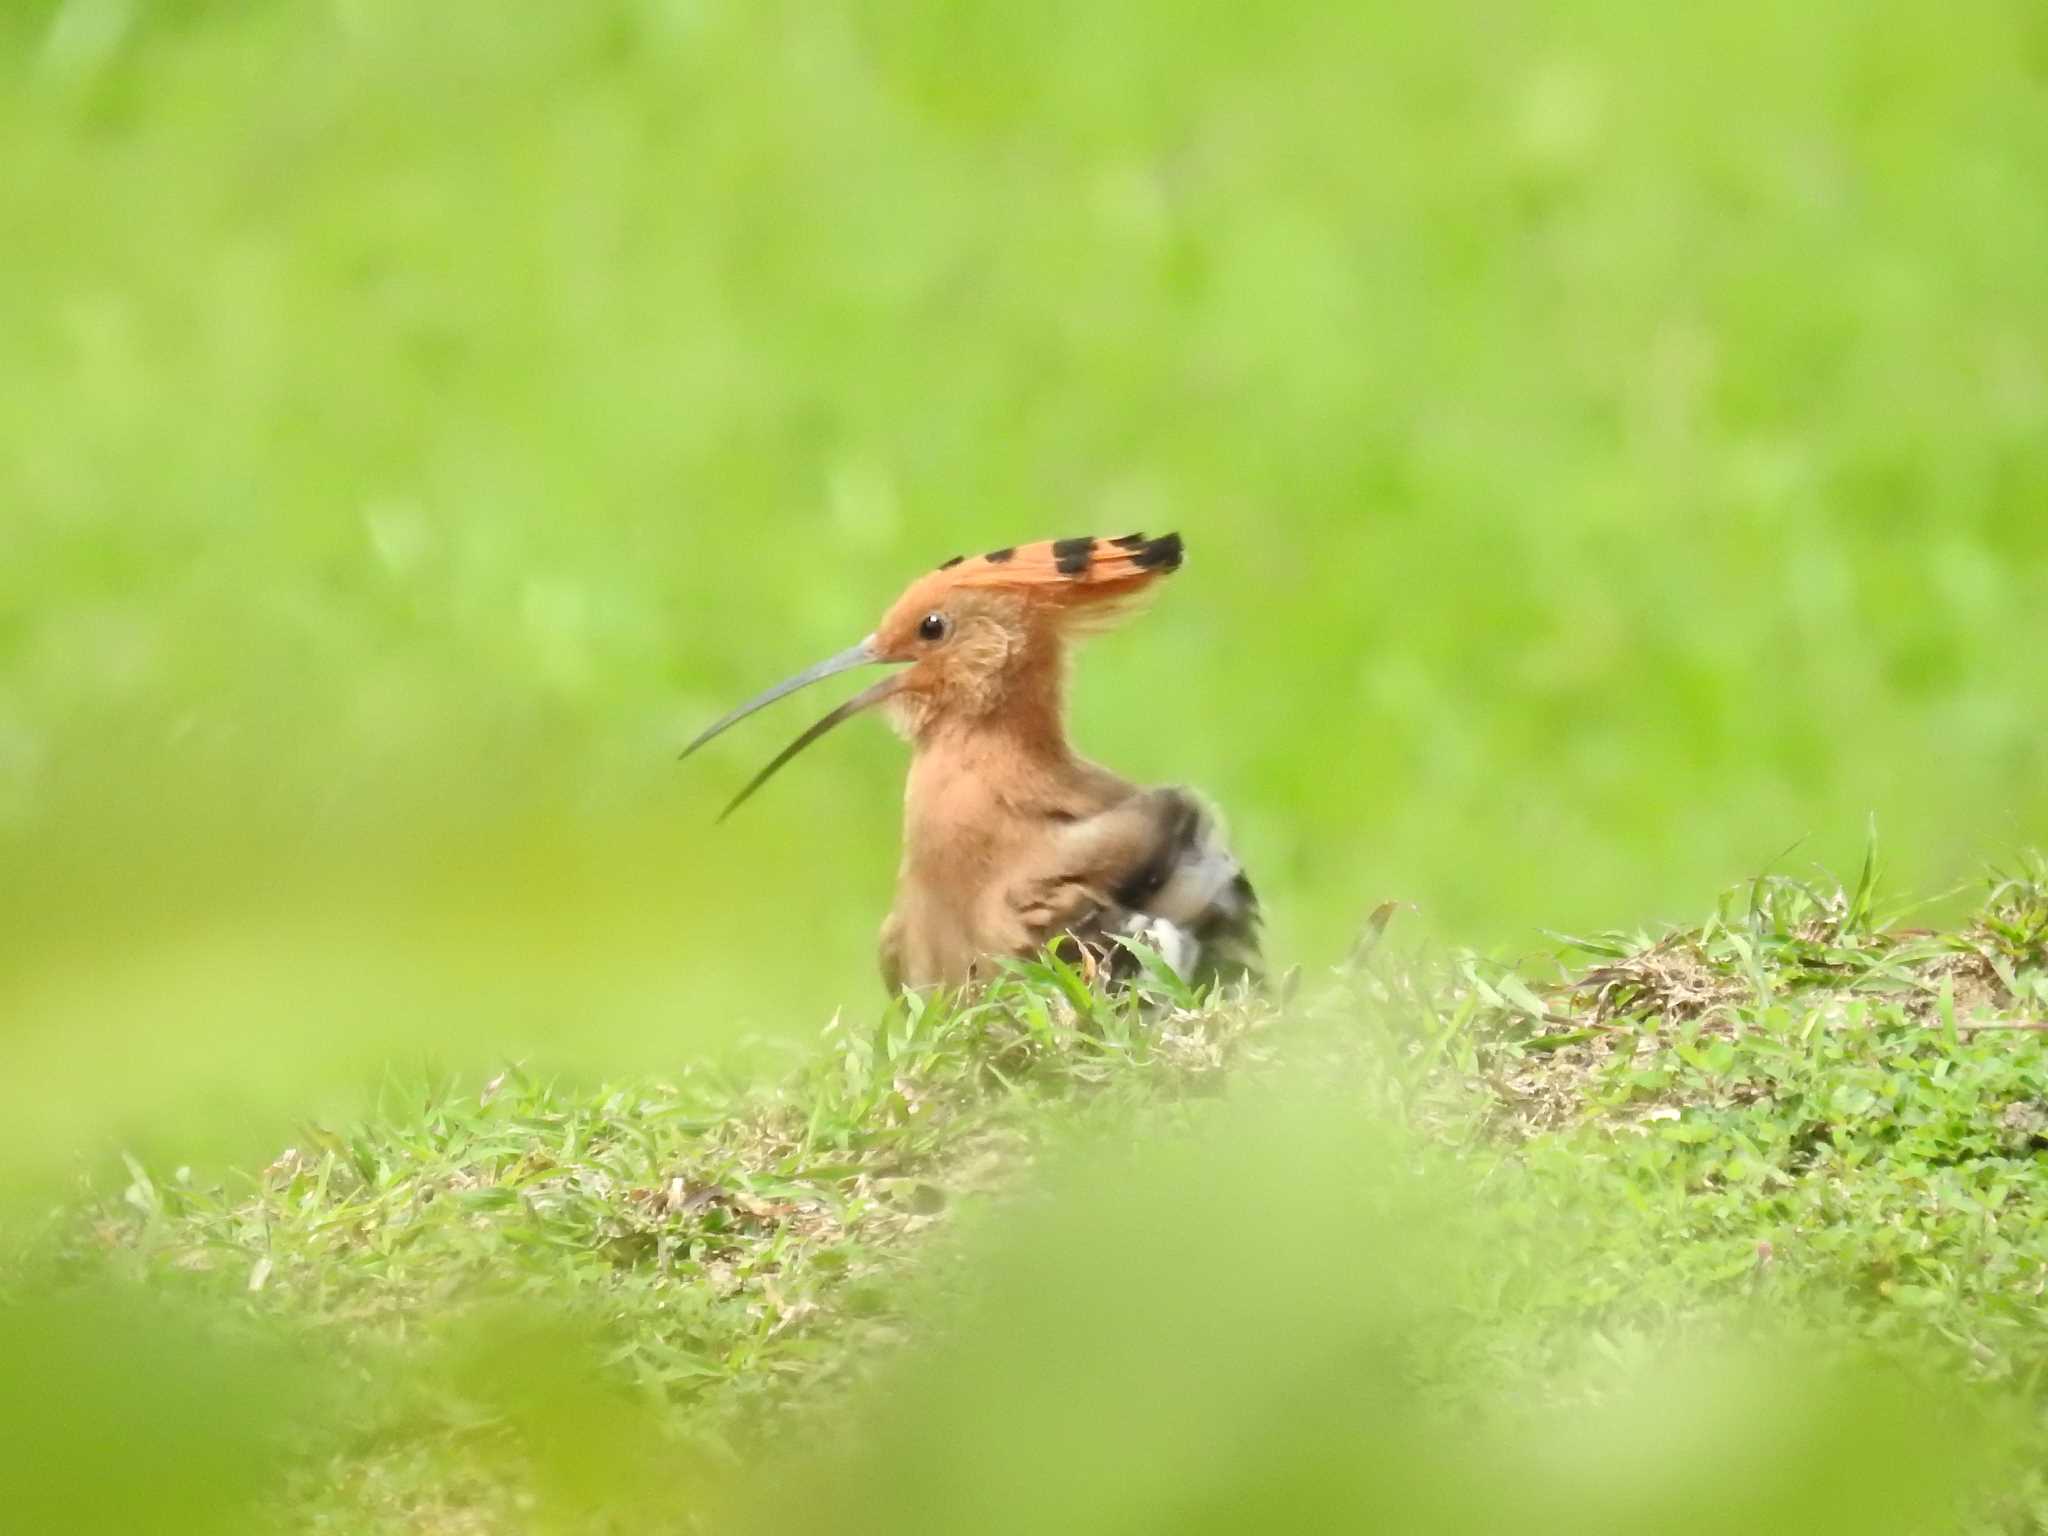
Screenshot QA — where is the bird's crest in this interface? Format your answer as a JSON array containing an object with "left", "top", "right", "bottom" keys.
[
  {"left": 938, "top": 531, "right": 1181, "bottom": 593},
  {"left": 887, "top": 532, "right": 1183, "bottom": 634}
]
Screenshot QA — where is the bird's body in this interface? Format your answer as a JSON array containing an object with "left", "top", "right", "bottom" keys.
[
  {"left": 680, "top": 533, "right": 1259, "bottom": 994},
  {"left": 884, "top": 730, "right": 1258, "bottom": 991}
]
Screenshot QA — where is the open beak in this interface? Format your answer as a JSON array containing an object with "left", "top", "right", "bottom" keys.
[{"left": 678, "top": 638, "right": 906, "bottom": 821}]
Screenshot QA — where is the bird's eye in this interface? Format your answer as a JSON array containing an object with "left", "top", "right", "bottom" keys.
[{"left": 918, "top": 612, "right": 950, "bottom": 642}]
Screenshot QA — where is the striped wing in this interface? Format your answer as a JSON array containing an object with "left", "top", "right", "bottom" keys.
[{"left": 1004, "top": 786, "right": 1262, "bottom": 989}]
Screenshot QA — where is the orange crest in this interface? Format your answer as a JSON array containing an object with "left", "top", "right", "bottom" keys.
[{"left": 878, "top": 532, "right": 1183, "bottom": 642}]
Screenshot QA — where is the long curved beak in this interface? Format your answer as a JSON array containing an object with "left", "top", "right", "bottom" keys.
[{"left": 678, "top": 638, "right": 906, "bottom": 821}]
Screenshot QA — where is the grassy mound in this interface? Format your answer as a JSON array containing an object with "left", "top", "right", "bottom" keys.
[{"left": 27, "top": 857, "right": 2045, "bottom": 1531}]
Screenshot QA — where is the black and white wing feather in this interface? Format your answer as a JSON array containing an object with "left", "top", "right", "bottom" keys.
[{"left": 1006, "top": 787, "right": 1262, "bottom": 989}]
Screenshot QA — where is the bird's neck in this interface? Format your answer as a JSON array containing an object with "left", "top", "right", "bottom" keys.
[
  {"left": 913, "top": 693, "right": 1074, "bottom": 774},
  {"left": 909, "top": 649, "right": 1074, "bottom": 766},
  {"left": 899, "top": 663, "right": 1099, "bottom": 853}
]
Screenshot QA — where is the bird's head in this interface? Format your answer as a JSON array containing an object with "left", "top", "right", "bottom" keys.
[{"left": 679, "top": 532, "right": 1184, "bottom": 818}]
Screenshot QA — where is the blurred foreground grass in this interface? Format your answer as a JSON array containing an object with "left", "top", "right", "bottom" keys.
[{"left": 4, "top": 0, "right": 2048, "bottom": 1182}]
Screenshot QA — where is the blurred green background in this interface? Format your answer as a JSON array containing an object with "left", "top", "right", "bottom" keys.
[{"left": 4, "top": 0, "right": 2047, "bottom": 1179}]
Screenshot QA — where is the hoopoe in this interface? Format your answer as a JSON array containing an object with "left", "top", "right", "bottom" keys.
[{"left": 679, "top": 533, "right": 1260, "bottom": 994}]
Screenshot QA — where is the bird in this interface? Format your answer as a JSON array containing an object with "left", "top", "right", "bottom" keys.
[{"left": 678, "top": 533, "right": 1260, "bottom": 995}]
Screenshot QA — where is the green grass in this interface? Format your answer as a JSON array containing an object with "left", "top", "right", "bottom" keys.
[
  {"left": 27, "top": 855, "right": 2046, "bottom": 1532},
  {"left": 61, "top": 963, "right": 1279, "bottom": 1532}
]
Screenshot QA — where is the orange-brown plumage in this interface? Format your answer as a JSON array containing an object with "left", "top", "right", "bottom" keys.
[{"left": 680, "top": 532, "right": 1259, "bottom": 993}]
